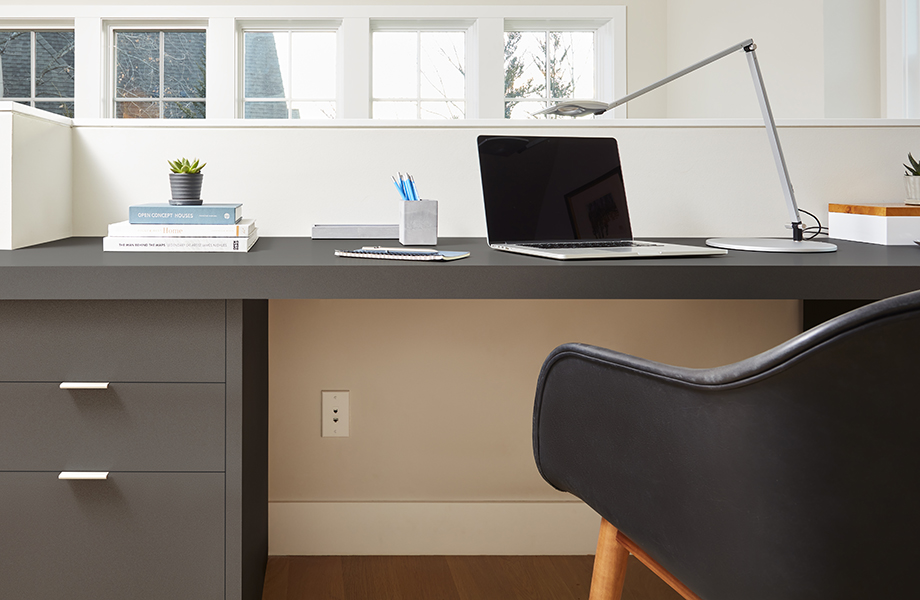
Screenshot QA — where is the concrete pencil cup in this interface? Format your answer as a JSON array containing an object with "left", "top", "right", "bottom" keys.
[{"left": 399, "top": 199, "right": 438, "bottom": 245}]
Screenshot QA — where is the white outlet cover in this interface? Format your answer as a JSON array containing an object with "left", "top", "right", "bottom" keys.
[{"left": 321, "top": 390, "right": 349, "bottom": 437}]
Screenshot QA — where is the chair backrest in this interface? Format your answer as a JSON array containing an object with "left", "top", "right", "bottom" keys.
[{"left": 533, "top": 289, "right": 920, "bottom": 600}]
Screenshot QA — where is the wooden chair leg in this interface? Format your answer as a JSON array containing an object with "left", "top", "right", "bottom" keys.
[
  {"left": 589, "top": 518, "right": 629, "bottom": 600},
  {"left": 616, "top": 531, "right": 703, "bottom": 600}
]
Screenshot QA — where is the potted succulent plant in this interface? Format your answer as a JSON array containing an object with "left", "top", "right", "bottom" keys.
[
  {"left": 904, "top": 152, "right": 920, "bottom": 205},
  {"left": 168, "top": 158, "right": 206, "bottom": 205}
]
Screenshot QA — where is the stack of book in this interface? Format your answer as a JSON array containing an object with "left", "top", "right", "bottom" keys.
[{"left": 103, "top": 203, "right": 258, "bottom": 252}]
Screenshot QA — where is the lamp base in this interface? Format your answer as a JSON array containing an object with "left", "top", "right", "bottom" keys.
[{"left": 706, "top": 237, "right": 837, "bottom": 253}]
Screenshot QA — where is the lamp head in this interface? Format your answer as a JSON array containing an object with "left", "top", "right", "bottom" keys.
[{"left": 533, "top": 100, "right": 612, "bottom": 117}]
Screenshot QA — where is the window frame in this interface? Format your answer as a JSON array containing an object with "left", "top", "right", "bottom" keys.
[
  {"left": 0, "top": 27, "right": 76, "bottom": 116},
  {"left": 239, "top": 20, "right": 341, "bottom": 120},
  {"left": 105, "top": 20, "right": 208, "bottom": 119},
  {"left": 503, "top": 22, "right": 605, "bottom": 120},
  {"left": 370, "top": 20, "right": 473, "bottom": 120}
]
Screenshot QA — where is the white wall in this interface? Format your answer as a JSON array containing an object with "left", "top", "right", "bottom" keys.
[
  {"left": 71, "top": 119, "right": 920, "bottom": 238},
  {"left": 0, "top": 104, "right": 72, "bottom": 250},
  {"left": 0, "top": 112, "right": 11, "bottom": 248}
]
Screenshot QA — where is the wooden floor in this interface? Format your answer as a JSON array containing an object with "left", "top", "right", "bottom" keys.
[{"left": 262, "top": 555, "right": 684, "bottom": 600}]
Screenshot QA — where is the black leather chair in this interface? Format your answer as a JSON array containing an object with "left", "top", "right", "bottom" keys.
[{"left": 533, "top": 290, "right": 920, "bottom": 600}]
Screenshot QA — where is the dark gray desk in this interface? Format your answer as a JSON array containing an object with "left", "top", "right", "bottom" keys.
[
  {"left": 1, "top": 237, "right": 919, "bottom": 300},
  {"left": 1, "top": 236, "right": 918, "bottom": 600}
]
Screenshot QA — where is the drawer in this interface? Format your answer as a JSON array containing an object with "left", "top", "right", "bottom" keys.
[
  {"left": 0, "top": 472, "right": 224, "bottom": 600},
  {"left": 0, "top": 300, "right": 225, "bottom": 382},
  {"left": 0, "top": 383, "right": 225, "bottom": 471}
]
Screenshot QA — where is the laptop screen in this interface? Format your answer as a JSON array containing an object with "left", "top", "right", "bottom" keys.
[{"left": 477, "top": 135, "right": 632, "bottom": 244}]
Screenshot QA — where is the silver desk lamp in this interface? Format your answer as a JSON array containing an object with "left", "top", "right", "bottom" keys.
[{"left": 536, "top": 39, "right": 836, "bottom": 253}]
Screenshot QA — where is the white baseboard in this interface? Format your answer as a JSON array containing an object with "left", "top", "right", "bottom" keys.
[{"left": 269, "top": 501, "right": 601, "bottom": 556}]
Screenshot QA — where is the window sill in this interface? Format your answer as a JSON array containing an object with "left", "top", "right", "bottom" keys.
[{"left": 67, "top": 117, "right": 920, "bottom": 129}]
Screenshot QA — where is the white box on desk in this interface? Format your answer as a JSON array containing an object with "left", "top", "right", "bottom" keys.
[{"left": 828, "top": 203, "right": 920, "bottom": 246}]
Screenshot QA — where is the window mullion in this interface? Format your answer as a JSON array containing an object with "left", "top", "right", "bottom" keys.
[
  {"left": 206, "top": 17, "right": 235, "bottom": 118},
  {"left": 340, "top": 17, "right": 371, "bottom": 118},
  {"left": 159, "top": 31, "right": 165, "bottom": 118},
  {"left": 475, "top": 18, "right": 502, "bottom": 119},
  {"left": 74, "top": 18, "right": 101, "bottom": 118},
  {"left": 544, "top": 30, "right": 550, "bottom": 106},
  {"left": 288, "top": 31, "right": 293, "bottom": 118},
  {"left": 30, "top": 31, "right": 36, "bottom": 107},
  {"left": 416, "top": 31, "right": 421, "bottom": 119}
]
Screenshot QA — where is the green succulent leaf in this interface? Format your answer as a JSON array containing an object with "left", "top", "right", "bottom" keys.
[{"left": 169, "top": 157, "right": 205, "bottom": 174}]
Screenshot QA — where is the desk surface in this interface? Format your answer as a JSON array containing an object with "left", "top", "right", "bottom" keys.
[{"left": 0, "top": 237, "right": 918, "bottom": 300}]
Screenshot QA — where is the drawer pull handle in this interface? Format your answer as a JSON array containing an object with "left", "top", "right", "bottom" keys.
[
  {"left": 59, "top": 472, "right": 109, "bottom": 480},
  {"left": 59, "top": 382, "right": 110, "bottom": 390}
]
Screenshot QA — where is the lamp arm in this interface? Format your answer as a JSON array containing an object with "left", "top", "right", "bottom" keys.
[
  {"left": 743, "top": 46, "right": 803, "bottom": 239},
  {"left": 599, "top": 39, "right": 803, "bottom": 238},
  {"left": 604, "top": 39, "right": 754, "bottom": 112}
]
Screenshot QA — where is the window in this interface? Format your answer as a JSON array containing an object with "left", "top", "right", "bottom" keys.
[
  {"left": 372, "top": 29, "right": 465, "bottom": 119},
  {"left": 243, "top": 29, "right": 336, "bottom": 119},
  {"left": 504, "top": 29, "right": 594, "bottom": 119},
  {"left": 0, "top": 30, "right": 75, "bottom": 117},
  {"left": 0, "top": 7, "right": 622, "bottom": 120},
  {"left": 114, "top": 29, "right": 206, "bottom": 118}
]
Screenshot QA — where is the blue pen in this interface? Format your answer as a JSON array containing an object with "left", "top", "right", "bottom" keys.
[
  {"left": 408, "top": 174, "right": 420, "bottom": 201},
  {"left": 392, "top": 176, "right": 408, "bottom": 201},
  {"left": 399, "top": 173, "right": 410, "bottom": 200},
  {"left": 400, "top": 173, "right": 412, "bottom": 200}
]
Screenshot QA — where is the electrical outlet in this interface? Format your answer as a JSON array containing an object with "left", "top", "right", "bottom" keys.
[{"left": 321, "top": 391, "right": 349, "bottom": 437}]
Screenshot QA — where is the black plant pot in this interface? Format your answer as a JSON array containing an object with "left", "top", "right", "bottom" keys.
[{"left": 169, "top": 173, "right": 204, "bottom": 205}]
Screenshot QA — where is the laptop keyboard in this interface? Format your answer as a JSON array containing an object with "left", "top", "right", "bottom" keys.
[{"left": 520, "top": 240, "right": 664, "bottom": 249}]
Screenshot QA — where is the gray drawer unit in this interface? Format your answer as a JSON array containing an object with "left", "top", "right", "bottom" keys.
[
  {"left": 0, "top": 300, "right": 225, "bottom": 382},
  {"left": 0, "top": 382, "right": 225, "bottom": 471},
  {"left": 0, "top": 472, "right": 225, "bottom": 600},
  {"left": 0, "top": 299, "right": 268, "bottom": 600}
]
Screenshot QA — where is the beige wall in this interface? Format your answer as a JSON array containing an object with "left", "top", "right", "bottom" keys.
[
  {"left": 622, "top": 0, "right": 669, "bottom": 118},
  {"left": 269, "top": 299, "right": 800, "bottom": 501},
  {"left": 824, "top": 0, "right": 882, "bottom": 118},
  {"left": 268, "top": 298, "right": 800, "bottom": 552},
  {"left": 666, "top": 0, "right": 826, "bottom": 119}
]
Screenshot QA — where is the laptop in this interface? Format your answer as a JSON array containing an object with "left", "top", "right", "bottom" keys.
[{"left": 476, "top": 135, "right": 727, "bottom": 259}]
